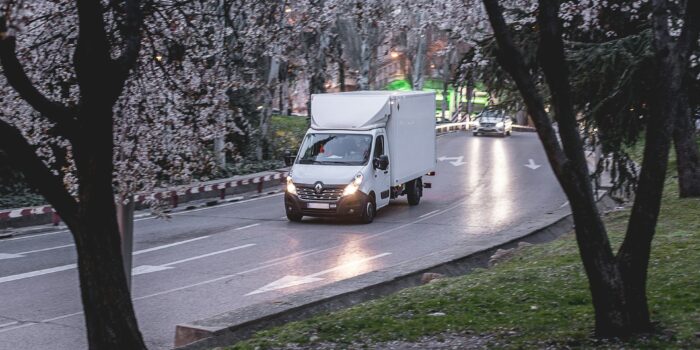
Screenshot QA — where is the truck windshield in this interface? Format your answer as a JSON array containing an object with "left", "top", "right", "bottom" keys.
[{"left": 297, "top": 133, "right": 372, "bottom": 166}]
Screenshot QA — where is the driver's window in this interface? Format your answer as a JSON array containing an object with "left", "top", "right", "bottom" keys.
[{"left": 374, "top": 135, "right": 385, "bottom": 158}]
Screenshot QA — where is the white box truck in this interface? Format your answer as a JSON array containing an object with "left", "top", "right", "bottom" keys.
[{"left": 283, "top": 91, "right": 436, "bottom": 223}]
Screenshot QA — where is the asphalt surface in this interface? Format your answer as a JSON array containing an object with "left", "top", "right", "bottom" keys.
[{"left": 0, "top": 131, "right": 567, "bottom": 350}]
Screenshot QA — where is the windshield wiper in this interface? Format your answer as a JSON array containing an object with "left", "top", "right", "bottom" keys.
[{"left": 298, "top": 159, "right": 323, "bottom": 164}]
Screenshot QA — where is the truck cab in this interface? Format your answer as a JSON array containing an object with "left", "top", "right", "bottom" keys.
[{"left": 284, "top": 91, "right": 436, "bottom": 223}]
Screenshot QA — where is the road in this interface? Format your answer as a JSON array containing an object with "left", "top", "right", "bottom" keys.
[{"left": 0, "top": 132, "right": 566, "bottom": 350}]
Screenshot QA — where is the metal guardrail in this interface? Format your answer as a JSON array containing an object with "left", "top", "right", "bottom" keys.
[{"left": 0, "top": 171, "right": 289, "bottom": 227}]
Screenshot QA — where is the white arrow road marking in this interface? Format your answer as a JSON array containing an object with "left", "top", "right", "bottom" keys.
[
  {"left": 132, "top": 243, "right": 255, "bottom": 276},
  {"left": 0, "top": 264, "right": 76, "bottom": 284},
  {"left": 524, "top": 159, "right": 541, "bottom": 170},
  {"left": 246, "top": 252, "right": 392, "bottom": 296},
  {"left": 438, "top": 156, "right": 466, "bottom": 166},
  {"left": 0, "top": 244, "right": 75, "bottom": 260},
  {"left": 0, "top": 236, "right": 212, "bottom": 284}
]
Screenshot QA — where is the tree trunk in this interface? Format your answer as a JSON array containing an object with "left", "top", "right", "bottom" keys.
[
  {"left": 71, "top": 84, "right": 146, "bottom": 347},
  {"left": 673, "top": 102, "right": 700, "bottom": 197},
  {"left": 480, "top": 0, "right": 676, "bottom": 338},
  {"left": 74, "top": 210, "right": 145, "bottom": 349}
]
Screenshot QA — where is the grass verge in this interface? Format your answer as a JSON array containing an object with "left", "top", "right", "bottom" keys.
[{"left": 226, "top": 139, "right": 700, "bottom": 349}]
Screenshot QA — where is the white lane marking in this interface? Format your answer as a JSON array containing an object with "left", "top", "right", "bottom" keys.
[
  {"left": 0, "top": 230, "right": 69, "bottom": 242},
  {"left": 0, "top": 237, "right": 212, "bottom": 283},
  {"left": 0, "top": 193, "right": 285, "bottom": 242},
  {"left": 524, "top": 159, "right": 541, "bottom": 170},
  {"left": 17, "top": 244, "right": 74, "bottom": 255},
  {"left": 559, "top": 201, "right": 569, "bottom": 208},
  {"left": 419, "top": 210, "right": 440, "bottom": 218},
  {"left": 162, "top": 244, "right": 255, "bottom": 266},
  {"left": 132, "top": 236, "right": 209, "bottom": 255},
  {"left": 235, "top": 223, "right": 260, "bottom": 231},
  {"left": 437, "top": 156, "right": 466, "bottom": 166},
  {"left": 0, "top": 253, "right": 25, "bottom": 260},
  {"left": 247, "top": 252, "right": 392, "bottom": 296},
  {"left": 0, "top": 248, "right": 312, "bottom": 335},
  {"left": 131, "top": 243, "right": 256, "bottom": 276},
  {"left": 0, "top": 321, "right": 19, "bottom": 328},
  {"left": 0, "top": 199, "right": 452, "bottom": 333},
  {"left": 0, "top": 264, "right": 76, "bottom": 284},
  {"left": 133, "top": 248, "right": 325, "bottom": 300},
  {"left": 132, "top": 265, "right": 173, "bottom": 275}
]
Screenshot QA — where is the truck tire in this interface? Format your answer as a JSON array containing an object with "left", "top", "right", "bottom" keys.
[
  {"left": 286, "top": 212, "right": 303, "bottom": 222},
  {"left": 406, "top": 178, "right": 422, "bottom": 206},
  {"left": 360, "top": 198, "right": 376, "bottom": 224}
]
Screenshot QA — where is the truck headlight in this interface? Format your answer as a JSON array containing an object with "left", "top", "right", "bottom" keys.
[
  {"left": 496, "top": 122, "right": 504, "bottom": 128},
  {"left": 286, "top": 176, "right": 297, "bottom": 195},
  {"left": 343, "top": 173, "right": 363, "bottom": 196}
]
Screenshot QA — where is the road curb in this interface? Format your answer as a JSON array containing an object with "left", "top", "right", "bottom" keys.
[{"left": 173, "top": 194, "right": 618, "bottom": 349}]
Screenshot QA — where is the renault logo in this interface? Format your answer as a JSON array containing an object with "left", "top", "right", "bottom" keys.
[{"left": 314, "top": 182, "right": 324, "bottom": 194}]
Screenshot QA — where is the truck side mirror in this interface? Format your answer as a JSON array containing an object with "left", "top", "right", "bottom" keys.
[
  {"left": 373, "top": 155, "right": 389, "bottom": 170},
  {"left": 283, "top": 150, "right": 296, "bottom": 167}
]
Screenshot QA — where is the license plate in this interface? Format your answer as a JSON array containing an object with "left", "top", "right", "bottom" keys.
[{"left": 307, "top": 202, "right": 330, "bottom": 209}]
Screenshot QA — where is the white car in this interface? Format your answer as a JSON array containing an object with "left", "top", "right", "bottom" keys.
[{"left": 472, "top": 110, "right": 513, "bottom": 137}]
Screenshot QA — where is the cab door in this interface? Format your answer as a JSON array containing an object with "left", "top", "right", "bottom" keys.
[{"left": 373, "top": 134, "right": 391, "bottom": 208}]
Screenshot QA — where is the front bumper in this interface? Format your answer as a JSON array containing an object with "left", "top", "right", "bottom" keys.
[
  {"left": 474, "top": 126, "right": 505, "bottom": 133},
  {"left": 284, "top": 191, "right": 369, "bottom": 217}
]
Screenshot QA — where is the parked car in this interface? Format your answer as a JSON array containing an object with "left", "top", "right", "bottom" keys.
[{"left": 472, "top": 110, "right": 513, "bottom": 137}]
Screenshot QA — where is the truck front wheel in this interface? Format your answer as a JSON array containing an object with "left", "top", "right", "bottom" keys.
[
  {"left": 406, "top": 178, "right": 422, "bottom": 206},
  {"left": 286, "top": 212, "right": 303, "bottom": 222},
  {"left": 360, "top": 198, "right": 376, "bottom": 224}
]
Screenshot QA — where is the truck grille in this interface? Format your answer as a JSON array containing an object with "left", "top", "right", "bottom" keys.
[{"left": 297, "top": 185, "right": 344, "bottom": 201}]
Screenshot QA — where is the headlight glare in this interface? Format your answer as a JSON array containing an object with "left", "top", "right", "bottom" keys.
[
  {"left": 286, "top": 176, "right": 297, "bottom": 195},
  {"left": 496, "top": 122, "right": 504, "bottom": 127},
  {"left": 343, "top": 183, "right": 358, "bottom": 196}
]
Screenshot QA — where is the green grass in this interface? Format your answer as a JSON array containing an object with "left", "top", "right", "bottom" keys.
[{"left": 226, "top": 138, "right": 700, "bottom": 349}]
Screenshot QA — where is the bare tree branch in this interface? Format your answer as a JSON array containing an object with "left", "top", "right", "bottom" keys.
[
  {"left": 677, "top": 0, "right": 700, "bottom": 61},
  {"left": 481, "top": 0, "right": 567, "bottom": 174},
  {"left": 0, "top": 118, "right": 79, "bottom": 229},
  {"left": 114, "top": 0, "right": 143, "bottom": 86},
  {"left": 0, "top": 17, "right": 77, "bottom": 138}
]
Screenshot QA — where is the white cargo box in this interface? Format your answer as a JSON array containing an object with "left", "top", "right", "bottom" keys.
[{"left": 311, "top": 91, "right": 436, "bottom": 186}]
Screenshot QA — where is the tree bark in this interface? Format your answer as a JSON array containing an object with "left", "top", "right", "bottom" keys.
[
  {"left": 1, "top": 1, "right": 147, "bottom": 348},
  {"left": 673, "top": 101, "right": 700, "bottom": 197},
  {"left": 616, "top": 0, "right": 700, "bottom": 334},
  {"left": 481, "top": 0, "right": 663, "bottom": 338}
]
